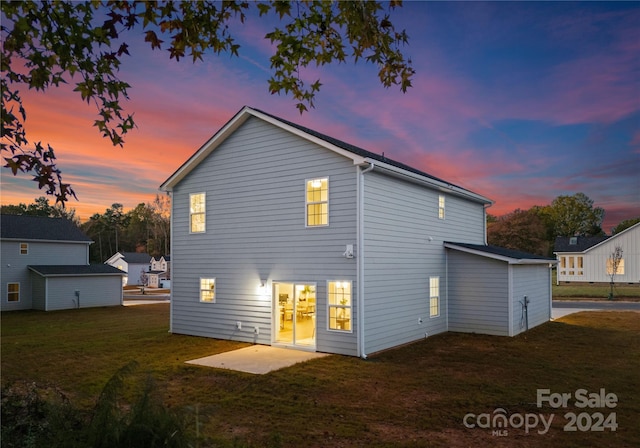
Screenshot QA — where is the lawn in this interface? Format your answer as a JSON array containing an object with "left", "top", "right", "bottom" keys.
[
  {"left": 552, "top": 270, "right": 640, "bottom": 299},
  {"left": 2, "top": 304, "right": 639, "bottom": 447}
]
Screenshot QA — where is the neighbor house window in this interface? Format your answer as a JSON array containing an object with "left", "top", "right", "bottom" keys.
[
  {"left": 577, "top": 256, "right": 584, "bottom": 276},
  {"left": 429, "top": 277, "right": 440, "bottom": 317},
  {"left": 328, "top": 281, "right": 351, "bottom": 331},
  {"left": 568, "top": 257, "right": 575, "bottom": 276},
  {"left": 20, "top": 243, "right": 28, "bottom": 255},
  {"left": 438, "top": 195, "right": 445, "bottom": 219},
  {"left": 200, "top": 278, "right": 216, "bottom": 303},
  {"left": 7, "top": 283, "right": 19, "bottom": 302},
  {"left": 306, "top": 178, "right": 328, "bottom": 227},
  {"left": 190, "top": 193, "right": 206, "bottom": 233},
  {"left": 606, "top": 258, "right": 625, "bottom": 275},
  {"left": 559, "top": 256, "right": 566, "bottom": 275}
]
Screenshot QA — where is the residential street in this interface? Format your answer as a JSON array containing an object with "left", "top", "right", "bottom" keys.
[{"left": 552, "top": 300, "right": 640, "bottom": 318}]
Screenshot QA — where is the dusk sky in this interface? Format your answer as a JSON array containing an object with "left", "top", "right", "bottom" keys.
[{"left": 2, "top": 1, "right": 639, "bottom": 232}]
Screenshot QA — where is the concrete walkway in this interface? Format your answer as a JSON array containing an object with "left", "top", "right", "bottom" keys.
[{"left": 186, "top": 345, "right": 329, "bottom": 375}]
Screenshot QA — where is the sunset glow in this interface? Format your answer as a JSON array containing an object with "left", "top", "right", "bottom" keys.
[{"left": 2, "top": 2, "right": 638, "bottom": 231}]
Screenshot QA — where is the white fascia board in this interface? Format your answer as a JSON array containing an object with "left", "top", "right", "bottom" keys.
[
  {"left": 444, "top": 243, "right": 557, "bottom": 265},
  {"left": 160, "top": 106, "right": 367, "bottom": 191},
  {"left": 366, "top": 159, "right": 493, "bottom": 205}
]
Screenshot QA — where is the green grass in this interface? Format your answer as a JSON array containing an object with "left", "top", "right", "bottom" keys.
[
  {"left": 2, "top": 305, "right": 639, "bottom": 447},
  {"left": 552, "top": 270, "right": 640, "bottom": 299}
]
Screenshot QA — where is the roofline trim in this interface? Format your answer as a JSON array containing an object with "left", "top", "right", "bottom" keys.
[
  {"left": 444, "top": 242, "right": 557, "bottom": 265},
  {"left": 1, "top": 237, "right": 92, "bottom": 244},
  {"left": 28, "top": 267, "right": 125, "bottom": 277},
  {"left": 160, "top": 106, "right": 367, "bottom": 191},
  {"left": 365, "top": 159, "right": 493, "bottom": 205}
]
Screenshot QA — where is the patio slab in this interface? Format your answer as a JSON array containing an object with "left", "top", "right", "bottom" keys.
[{"left": 186, "top": 345, "right": 329, "bottom": 374}]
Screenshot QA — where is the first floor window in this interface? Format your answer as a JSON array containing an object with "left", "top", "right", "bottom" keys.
[
  {"left": 200, "top": 278, "right": 216, "bottom": 302},
  {"left": 577, "top": 256, "right": 584, "bottom": 276},
  {"left": 190, "top": 192, "right": 206, "bottom": 233},
  {"left": 328, "top": 281, "right": 351, "bottom": 331},
  {"left": 429, "top": 277, "right": 440, "bottom": 317},
  {"left": 7, "top": 283, "right": 19, "bottom": 302},
  {"left": 20, "top": 243, "right": 28, "bottom": 255},
  {"left": 607, "top": 258, "right": 625, "bottom": 275}
]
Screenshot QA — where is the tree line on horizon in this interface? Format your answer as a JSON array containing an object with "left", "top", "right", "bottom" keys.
[
  {"left": 487, "top": 192, "right": 640, "bottom": 257},
  {"left": 1, "top": 195, "right": 170, "bottom": 263},
  {"left": 2, "top": 192, "right": 637, "bottom": 261}
]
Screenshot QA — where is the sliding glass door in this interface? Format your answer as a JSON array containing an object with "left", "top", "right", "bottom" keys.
[{"left": 273, "top": 282, "right": 316, "bottom": 348}]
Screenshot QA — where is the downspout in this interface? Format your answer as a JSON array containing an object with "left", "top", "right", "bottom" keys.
[
  {"left": 168, "top": 191, "right": 174, "bottom": 333},
  {"left": 549, "top": 263, "right": 553, "bottom": 321},
  {"left": 358, "top": 163, "right": 374, "bottom": 359},
  {"left": 483, "top": 203, "right": 492, "bottom": 245}
]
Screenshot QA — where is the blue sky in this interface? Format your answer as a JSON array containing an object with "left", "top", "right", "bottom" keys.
[{"left": 2, "top": 1, "right": 638, "bottom": 232}]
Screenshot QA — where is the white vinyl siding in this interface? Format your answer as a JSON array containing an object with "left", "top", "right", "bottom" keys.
[
  {"left": 169, "top": 117, "right": 359, "bottom": 355},
  {"left": 447, "top": 250, "right": 510, "bottom": 336},
  {"left": 362, "top": 171, "right": 485, "bottom": 354},
  {"left": 556, "top": 224, "right": 639, "bottom": 283},
  {"left": 512, "top": 265, "right": 552, "bottom": 335}
]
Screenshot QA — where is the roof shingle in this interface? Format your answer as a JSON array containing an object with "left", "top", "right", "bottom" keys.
[{"left": 0, "top": 214, "right": 91, "bottom": 242}]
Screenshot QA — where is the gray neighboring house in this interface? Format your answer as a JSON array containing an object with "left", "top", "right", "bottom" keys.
[
  {"left": 554, "top": 222, "right": 640, "bottom": 284},
  {"left": 160, "top": 106, "right": 556, "bottom": 357},
  {"left": 1, "top": 214, "right": 123, "bottom": 311},
  {"left": 104, "top": 251, "right": 152, "bottom": 286}
]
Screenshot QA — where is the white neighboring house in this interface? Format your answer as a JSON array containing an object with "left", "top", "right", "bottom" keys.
[
  {"left": 1, "top": 214, "right": 123, "bottom": 311},
  {"left": 554, "top": 222, "right": 640, "bottom": 284},
  {"left": 104, "top": 251, "right": 151, "bottom": 286},
  {"left": 159, "top": 106, "right": 556, "bottom": 357},
  {"left": 148, "top": 255, "right": 171, "bottom": 288}
]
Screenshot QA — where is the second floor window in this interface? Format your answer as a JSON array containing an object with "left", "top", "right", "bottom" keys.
[
  {"left": 20, "top": 243, "right": 28, "bottom": 255},
  {"left": 438, "top": 195, "right": 445, "bottom": 219},
  {"left": 190, "top": 193, "right": 206, "bottom": 233},
  {"left": 306, "top": 178, "right": 328, "bottom": 227}
]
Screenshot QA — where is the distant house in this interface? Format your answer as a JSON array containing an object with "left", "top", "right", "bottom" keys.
[
  {"left": 105, "top": 251, "right": 151, "bottom": 286},
  {"left": 554, "top": 223, "right": 640, "bottom": 284},
  {"left": 1, "top": 214, "right": 123, "bottom": 311},
  {"left": 159, "top": 106, "right": 556, "bottom": 357},
  {"left": 148, "top": 255, "right": 171, "bottom": 288}
]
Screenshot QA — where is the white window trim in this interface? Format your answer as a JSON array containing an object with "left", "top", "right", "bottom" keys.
[
  {"left": 305, "top": 177, "right": 329, "bottom": 228},
  {"left": 19, "top": 243, "right": 28, "bottom": 255},
  {"left": 199, "top": 277, "right": 216, "bottom": 303},
  {"left": 7, "top": 282, "right": 20, "bottom": 303},
  {"left": 327, "top": 280, "right": 353, "bottom": 333},
  {"left": 190, "top": 192, "right": 206, "bottom": 234},
  {"left": 429, "top": 276, "right": 440, "bottom": 318}
]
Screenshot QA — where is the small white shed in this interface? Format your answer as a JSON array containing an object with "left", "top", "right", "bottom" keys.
[{"left": 444, "top": 242, "right": 556, "bottom": 336}]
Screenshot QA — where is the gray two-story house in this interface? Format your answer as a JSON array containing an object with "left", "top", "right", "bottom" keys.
[
  {"left": 160, "top": 106, "right": 555, "bottom": 357},
  {"left": 1, "top": 214, "right": 123, "bottom": 311}
]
